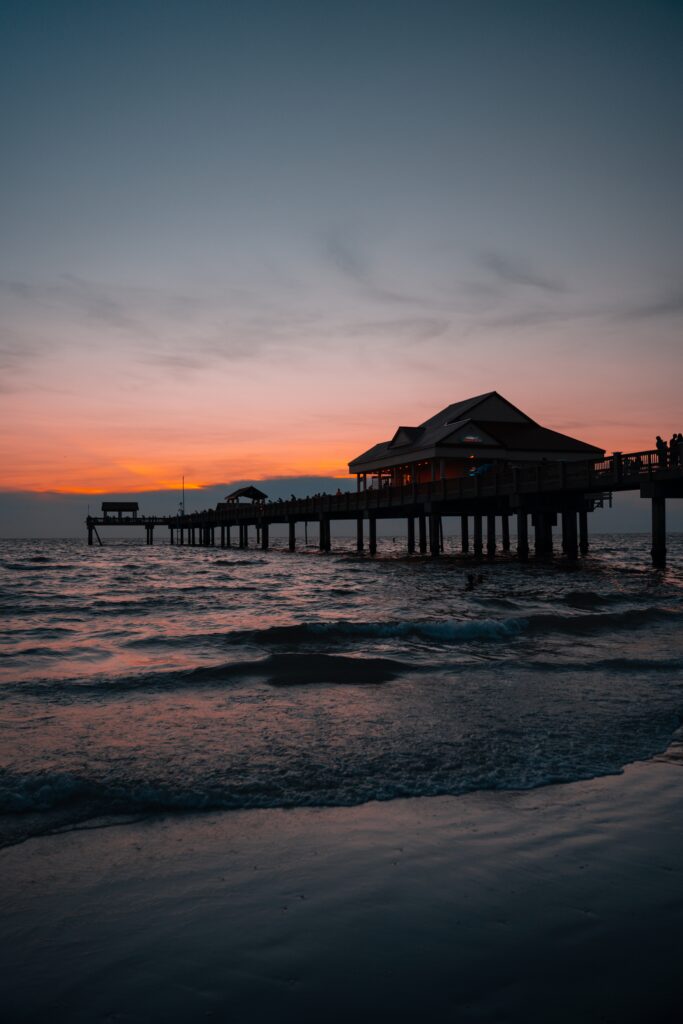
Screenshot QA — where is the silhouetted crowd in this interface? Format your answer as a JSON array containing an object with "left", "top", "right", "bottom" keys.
[{"left": 655, "top": 433, "right": 683, "bottom": 467}]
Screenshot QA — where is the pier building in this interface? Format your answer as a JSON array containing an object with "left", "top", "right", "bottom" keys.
[{"left": 349, "top": 392, "right": 604, "bottom": 490}]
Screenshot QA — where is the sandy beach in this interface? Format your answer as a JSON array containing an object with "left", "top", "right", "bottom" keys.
[{"left": 3, "top": 735, "right": 683, "bottom": 1024}]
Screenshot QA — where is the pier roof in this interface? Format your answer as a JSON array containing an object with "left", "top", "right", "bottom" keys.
[
  {"left": 349, "top": 392, "right": 604, "bottom": 472},
  {"left": 224, "top": 486, "right": 268, "bottom": 503}
]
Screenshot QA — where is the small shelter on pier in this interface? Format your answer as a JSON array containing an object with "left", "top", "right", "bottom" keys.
[
  {"left": 101, "top": 501, "right": 139, "bottom": 520},
  {"left": 348, "top": 392, "right": 604, "bottom": 489},
  {"left": 223, "top": 486, "right": 268, "bottom": 503}
]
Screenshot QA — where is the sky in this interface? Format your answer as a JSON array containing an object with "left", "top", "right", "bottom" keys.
[{"left": 1, "top": 0, "right": 682, "bottom": 532}]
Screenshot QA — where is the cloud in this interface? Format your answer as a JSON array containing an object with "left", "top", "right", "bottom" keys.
[
  {"left": 479, "top": 251, "right": 567, "bottom": 294},
  {"left": 343, "top": 317, "right": 450, "bottom": 341},
  {"left": 617, "top": 288, "right": 683, "bottom": 321},
  {"left": 322, "top": 230, "right": 427, "bottom": 307}
]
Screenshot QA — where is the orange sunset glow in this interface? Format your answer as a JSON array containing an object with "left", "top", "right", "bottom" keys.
[{"left": 3, "top": 288, "right": 680, "bottom": 497}]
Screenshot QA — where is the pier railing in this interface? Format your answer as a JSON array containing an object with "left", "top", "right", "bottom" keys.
[{"left": 173, "top": 447, "right": 675, "bottom": 525}]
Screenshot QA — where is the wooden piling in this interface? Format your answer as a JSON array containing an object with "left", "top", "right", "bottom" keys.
[
  {"left": 460, "top": 515, "right": 469, "bottom": 553},
  {"left": 429, "top": 514, "right": 441, "bottom": 557},
  {"left": 562, "top": 509, "right": 578, "bottom": 560},
  {"left": 319, "top": 516, "right": 330, "bottom": 552},
  {"left": 357, "top": 517, "right": 364, "bottom": 552},
  {"left": 369, "top": 516, "right": 377, "bottom": 556},
  {"left": 486, "top": 514, "right": 496, "bottom": 558},
  {"left": 406, "top": 516, "right": 415, "bottom": 554},
  {"left": 473, "top": 514, "right": 483, "bottom": 557},
  {"left": 651, "top": 496, "right": 666, "bottom": 566},
  {"left": 579, "top": 509, "right": 589, "bottom": 555},
  {"left": 534, "top": 511, "right": 553, "bottom": 557},
  {"left": 501, "top": 515, "right": 510, "bottom": 552},
  {"left": 418, "top": 513, "right": 427, "bottom": 554},
  {"left": 289, "top": 520, "right": 296, "bottom": 552},
  {"left": 516, "top": 511, "right": 529, "bottom": 561}
]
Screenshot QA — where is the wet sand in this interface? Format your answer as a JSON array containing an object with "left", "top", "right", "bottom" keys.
[{"left": 2, "top": 743, "right": 683, "bottom": 1023}]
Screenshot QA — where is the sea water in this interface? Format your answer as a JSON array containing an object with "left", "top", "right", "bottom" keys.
[{"left": 1, "top": 533, "right": 682, "bottom": 847}]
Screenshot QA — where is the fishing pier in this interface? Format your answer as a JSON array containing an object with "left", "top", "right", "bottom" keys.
[
  {"left": 85, "top": 393, "right": 682, "bottom": 566},
  {"left": 86, "top": 448, "right": 682, "bottom": 567}
]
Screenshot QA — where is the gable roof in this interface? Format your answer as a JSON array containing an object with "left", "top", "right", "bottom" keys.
[
  {"left": 416, "top": 391, "right": 531, "bottom": 432},
  {"left": 348, "top": 392, "right": 603, "bottom": 471},
  {"left": 225, "top": 486, "right": 268, "bottom": 502}
]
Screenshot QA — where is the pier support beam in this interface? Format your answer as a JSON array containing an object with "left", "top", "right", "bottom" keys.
[
  {"left": 473, "top": 514, "right": 483, "bottom": 557},
  {"left": 356, "top": 517, "right": 364, "bottom": 552},
  {"left": 179, "top": 527, "right": 184, "bottom": 546},
  {"left": 534, "top": 511, "right": 554, "bottom": 557},
  {"left": 406, "top": 516, "right": 415, "bottom": 554},
  {"left": 516, "top": 511, "right": 529, "bottom": 561},
  {"left": 368, "top": 516, "right": 377, "bottom": 556},
  {"left": 220, "top": 525, "right": 225, "bottom": 548},
  {"left": 651, "top": 496, "right": 666, "bottom": 567},
  {"left": 261, "top": 523, "right": 269, "bottom": 551},
  {"left": 460, "top": 515, "right": 469, "bottom": 554},
  {"left": 501, "top": 515, "right": 510, "bottom": 552},
  {"left": 289, "top": 520, "right": 296, "bottom": 552},
  {"left": 418, "top": 514, "right": 427, "bottom": 554},
  {"left": 319, "top": 516, "right": 330, "bottom": 552},
  {"left": 561, "top": 510, "right": 578, "bottom": 560},
  {"left": 579, "top": 509, "right": 589, "bottom": 555},
  {"left": 88, "top": 526, "right": 93, "bottom": 546},
  {"left": 486, "top": 514, "right": 496, "bottom": 558},
  {"left": 562, "top": 510, "right": 578, "bottom": 560},
  {"left": 429, "top": 514, "right": 441, "bottom": 557},
  {"left": 239, "top": 525, "right": 246, "bottom": 548}
]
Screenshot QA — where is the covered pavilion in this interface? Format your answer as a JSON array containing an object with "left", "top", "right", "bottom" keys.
[{"left": 348, "top": 392, "right": 604, "bottom": 491}]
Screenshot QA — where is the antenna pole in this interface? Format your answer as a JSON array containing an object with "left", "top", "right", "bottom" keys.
[{"left": 182, "top": 475, "right": 185, "bottom": 516}]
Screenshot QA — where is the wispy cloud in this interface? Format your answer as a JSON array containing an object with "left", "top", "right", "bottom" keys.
[
  {"left": 322, "top": 230, "right": 428, "bottom": 307},
  {"left": 616, "top": 288, "right": 683, "bottom": 321},
  {"left": 479, "top": 251, "right": 567, "bottom": 294},
  {"left": 343, "top": 317, "right": 450, "bottom": 341}
]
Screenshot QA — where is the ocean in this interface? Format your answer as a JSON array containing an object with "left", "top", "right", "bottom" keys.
[{"left": 2, "top": 533, "right": 682, "bottom": 848}]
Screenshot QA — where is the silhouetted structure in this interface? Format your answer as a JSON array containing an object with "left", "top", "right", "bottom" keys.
[
  {"left": 101, "top": 501, "right": 139, "bottom": 520},
  {"left": 222, "top": 486, "right": 268, "bottom": 503},
  {"left": 349, "top": 392, "right": 603, "bottom": 490},
  {"left": 86, "top": 400, "right": 683, "bottom": 566}
]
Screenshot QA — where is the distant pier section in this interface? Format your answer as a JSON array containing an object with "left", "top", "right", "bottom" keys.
[{"left": 85, "top": 392, "right": 683, "bottom": 566}]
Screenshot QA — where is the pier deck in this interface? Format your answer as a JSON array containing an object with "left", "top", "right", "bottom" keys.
[{"left": 86, "top": 449, "right": 683, "bottom": 565}]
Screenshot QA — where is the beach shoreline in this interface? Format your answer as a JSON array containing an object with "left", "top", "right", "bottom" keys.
[{"left": 3, "top": 739, "right": 683, "bottom": 1023}]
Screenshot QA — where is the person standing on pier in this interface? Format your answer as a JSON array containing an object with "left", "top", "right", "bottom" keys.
[
  {"left": 671, "top": 434, "right": 680, "bottom": 468},
  {"left": 656, "top": 435, "right": 668, "bottom": 467}
]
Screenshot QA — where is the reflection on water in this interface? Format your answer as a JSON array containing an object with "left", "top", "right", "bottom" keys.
[{"left": 1, "top": 533, "right": 682, "bottom": 846}]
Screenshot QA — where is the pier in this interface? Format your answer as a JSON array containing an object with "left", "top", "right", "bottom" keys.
[{"left": 86, "top": 448, "right": 683, "bottom": 566}]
